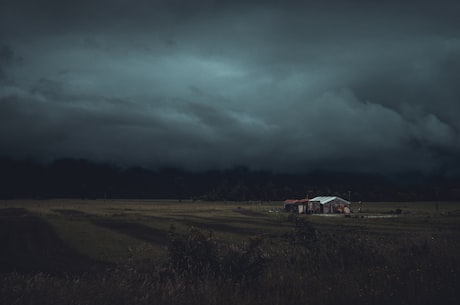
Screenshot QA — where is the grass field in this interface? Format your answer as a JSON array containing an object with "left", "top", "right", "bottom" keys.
[
  {"left": 0, "top": 199, "right": 294, "bottom": 263},
  {"left": 1, "top": 199, "right": 460, "bottom": 305}
]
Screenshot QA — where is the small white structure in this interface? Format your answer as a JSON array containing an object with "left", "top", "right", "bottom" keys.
[{"left": 309, "top": 196, "right": 351, "bottom": 214}]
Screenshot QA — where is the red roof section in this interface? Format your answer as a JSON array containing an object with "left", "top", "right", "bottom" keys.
[{"left": 284, "top": 198, "right": 309, "bottom": 204}]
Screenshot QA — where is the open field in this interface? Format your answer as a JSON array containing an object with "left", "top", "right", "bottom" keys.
[
  {"left": 0, "top": 199, "right": 294, "bottom": 264},
  {"left": 2, "top": 199, "right": 458, "bottom": 262},
  {"left": 1, "top": 199, "right": 460, "bottom": 305}
]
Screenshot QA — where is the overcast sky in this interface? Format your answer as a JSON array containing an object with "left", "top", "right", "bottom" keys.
[{"left": 1, "top": 0, "right": 460, "bottom": 174}]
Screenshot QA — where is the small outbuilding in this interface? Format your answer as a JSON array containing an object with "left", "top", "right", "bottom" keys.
[{"left": 284, "top": 198, "right": 309, "bottom": 213}]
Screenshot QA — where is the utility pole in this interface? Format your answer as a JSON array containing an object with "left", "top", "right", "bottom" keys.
[{"left": 435, "top": 187, "right": 439, "bottom": 213}]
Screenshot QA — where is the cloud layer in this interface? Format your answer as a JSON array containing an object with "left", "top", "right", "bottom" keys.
[{"left": 1, "top": 0, "right": 460, "bottom": 173}]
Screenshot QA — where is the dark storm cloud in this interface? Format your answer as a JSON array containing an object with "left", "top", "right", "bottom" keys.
[{"left": 1, "top": 0, "right": 460, "bottom": 173}]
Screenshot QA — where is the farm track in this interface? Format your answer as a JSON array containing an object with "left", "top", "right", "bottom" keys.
[{"left": 91, "top": 219, "right": 169, "bottom": 245}]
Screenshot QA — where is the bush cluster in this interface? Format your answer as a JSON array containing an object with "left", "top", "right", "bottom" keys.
[{"left": 166, "top": 227, "right": 268, "bottom": 283}]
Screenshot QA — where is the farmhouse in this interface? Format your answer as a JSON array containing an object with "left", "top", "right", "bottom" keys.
[
  {"left": 284, "top": 196, "right": 351, "bottom": 214},
  {"left": 309, "top": 196, "right": 351, "bottom": 214}
]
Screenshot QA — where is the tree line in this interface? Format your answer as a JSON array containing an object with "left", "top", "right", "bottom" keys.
[{"left": 1, "top": 157, "right": 459, "bottom": 201}]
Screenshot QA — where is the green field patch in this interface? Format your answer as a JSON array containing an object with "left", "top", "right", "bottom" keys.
[
  {"left": 45, "top": 216, "right": 158, "bottom": 263},
  {"left": 0, "top": 207, "right": 31, "bottom": 217},
  {"left": 233, "top": 207, "right": 264, "bottom": 217},
  {"left": 186, "top": 220, "right": 267, "bottom": 237},
  {"left": 167, "top": 214, "right": 289, "bottom": 241},
  {"left": 52, "top": 209, "right": 93, "bottom": 217},
  {"left": 0, "top": 208, "right": 104, "bottom": 273},
  {"left": 91, "top": 219, "right": 169, "bottom": 246}
]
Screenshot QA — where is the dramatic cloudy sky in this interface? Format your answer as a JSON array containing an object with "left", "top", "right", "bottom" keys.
[{"left": 1, "top": 0, "right": 460, "bottom": 174}]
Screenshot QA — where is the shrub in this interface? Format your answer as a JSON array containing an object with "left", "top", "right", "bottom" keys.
[
  {"left": 221, "top": 237, "right": 268, "bottom": 282},
  {"left": 167, "top": 226, "right": 220, "bottom": 279}
]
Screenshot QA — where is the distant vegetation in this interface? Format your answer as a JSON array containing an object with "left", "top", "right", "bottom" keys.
[
  {"left": 1, "top": 200, "right": 459, "bottom": 305},
  {"left": 1, "top": 156, "right": 460, "bottom": 201}
]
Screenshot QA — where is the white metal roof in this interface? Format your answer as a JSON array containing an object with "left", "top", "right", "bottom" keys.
[{"left": 309, "top": 196, "right": 350, "bottom": 205}]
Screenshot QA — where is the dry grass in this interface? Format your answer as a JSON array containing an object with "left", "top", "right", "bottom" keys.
[{"left": 1, "top": 199, "right": 460, "bottom": 305}]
